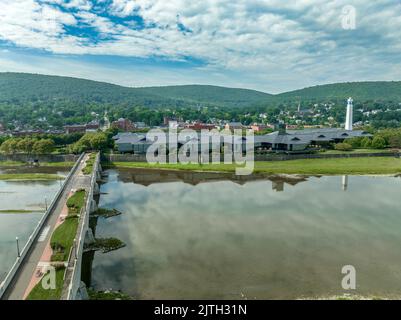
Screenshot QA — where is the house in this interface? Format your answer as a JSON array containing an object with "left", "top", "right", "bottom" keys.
[
  {"left": 112, "top": 118, "right": 134, "bottom": 132},
  {"left": 134, "top": 122, "right": 147, "bottom": 129},
  {"left": 250, "top": 124, "right": 269, "bottom": 132},
  {"left": 225, "top": 122, "right": 243, "bottom": 131},
  {"left": 64, "top": 121, "right": 99, "bottom": 134},
  {"left": 185, "top": 122, "right": 218, "bottom": 130}
]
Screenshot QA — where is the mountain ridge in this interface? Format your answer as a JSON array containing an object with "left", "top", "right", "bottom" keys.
[{"left": 1, "top": 73, "right": 401, "bottom": 110}]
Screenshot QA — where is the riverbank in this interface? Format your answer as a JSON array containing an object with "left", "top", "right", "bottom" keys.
[
  {"left": 104, "top": 157, "right": 401, "bottom": 175},
  {"left": 0, "top": 161, "right": 74, "bottom": 167},
  {"left": 0, "top": 173, "right": 64, "bottom": 181}
]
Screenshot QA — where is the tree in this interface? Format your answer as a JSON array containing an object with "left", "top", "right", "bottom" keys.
[
  {"left": 389, "top": 135, "right": 401, "bottom": 148},
  {"left": 17, "top": 138, "right": 36, "bottom": 154},
  {"left": 0, "top": 139, "right": 19, "bottom": 154},
  {"left": 361, "top": 137, "right": 372, "bottom": 148},
  {"left": 67, "top": 132, "right": 109, "bottom": 154},
  {"left": 371, "top": 136, "right": 386, "bottom": 149},
  {"left": 32, "top": 139, "right": 55, "bottom": 154},
  {"left": 345, "top": 137, "right": 363, "bottom": 148}
]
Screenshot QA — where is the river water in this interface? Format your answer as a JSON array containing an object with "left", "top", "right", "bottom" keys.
[
  {"left": 0, "top": 167, "right": 68, "bottom": 282},
  {"left": 89, "top": 169, "right": 401, "bottom": 299}
]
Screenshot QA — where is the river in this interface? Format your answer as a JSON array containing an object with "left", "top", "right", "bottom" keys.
[
  {"left": 0, "top": 167, "right": 68, "bottom": 282},
  {"left": 89, "top": 169, "right": 401, "bottom": 299}
]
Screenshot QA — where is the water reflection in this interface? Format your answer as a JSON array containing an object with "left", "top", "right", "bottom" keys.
[
  {"left": 0, "top": 167, "right": 68, "bottom": 281},
  {"left": 91, "top": 170, "right": 401, "bottom": 299}
]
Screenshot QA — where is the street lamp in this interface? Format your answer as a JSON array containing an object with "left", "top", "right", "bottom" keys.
[{"left": 16, "top": 237, "right": 20, "bottom": 258}]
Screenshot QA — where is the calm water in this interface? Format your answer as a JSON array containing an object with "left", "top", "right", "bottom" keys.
[
  {"left": 0, "top": 167, "right": 67, "bottom": 281},
  {"left": 91, "top": 169, "right": 401, "bottom": 299}
]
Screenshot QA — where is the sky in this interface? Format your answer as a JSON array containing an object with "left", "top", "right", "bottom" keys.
[{"left": 0, "top": 0, "right": 401, "bottom": 93}]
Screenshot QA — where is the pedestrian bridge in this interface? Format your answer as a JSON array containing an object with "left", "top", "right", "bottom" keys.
[{"left": 0, "top": 152, "right": 102, "bottom": 300}]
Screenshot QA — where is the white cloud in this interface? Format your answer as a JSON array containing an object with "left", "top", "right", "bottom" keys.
[{"left": 0, "top": 0, "right": 401, "bottom": 91}]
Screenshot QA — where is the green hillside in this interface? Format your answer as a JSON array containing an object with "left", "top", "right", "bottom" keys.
[
  {"left": 0, "top": 73, "right": 270, "bottom": 108},
  {"left": 0, "top": 73, "right": 178, "bottom": 108},
  {"left": 276, "top": 81, "right": 401, "bottom": 101},
  {"left": 1, "top": 72, "right": 401, "bottom": 129},
  {"left": 139, "top": 85, "right": 272, "bottom": 108}
]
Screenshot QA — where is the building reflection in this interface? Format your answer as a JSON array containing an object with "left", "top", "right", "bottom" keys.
[
  {"left": 342, "top": 175, "right": 349, "bottom": 191},
  {"left": 116, "top": 168, "right": 308, "bottom": 189}
]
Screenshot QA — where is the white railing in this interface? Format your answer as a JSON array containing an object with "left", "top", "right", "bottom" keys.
[
  {"left": 65, "top": 153, "right": 100, "bottom": 300},
  {"left": 0, "top": 153, "right": 85, "bottom": 299}
]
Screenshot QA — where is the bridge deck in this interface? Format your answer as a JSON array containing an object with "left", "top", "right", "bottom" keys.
[{"left": 2, "top": 153, "right": 91, "bottom": 300}]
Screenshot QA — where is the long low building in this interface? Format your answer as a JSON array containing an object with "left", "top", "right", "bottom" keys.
[
  {"left": 255, "top": 127, "right": 372, "bottom": 152},
  {"left": 113, "top": 127, "right": 372, "bottom": 154}
]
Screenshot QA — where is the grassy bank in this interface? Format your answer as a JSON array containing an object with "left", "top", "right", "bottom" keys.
[
  {"left": 0, "top": 209, "right": 42, "bottom": 214},
  {"left": 0, "top": 161, "right": 74, "bottom": 167},
  {"left": 0, "top": 173, "right": 63, "bottom": 181},
  {"left": 322, "top": 148, "right": 395, "bottom": 155},
  {"left": 105, "top": 157, "right": 401, "bottom": 175}
]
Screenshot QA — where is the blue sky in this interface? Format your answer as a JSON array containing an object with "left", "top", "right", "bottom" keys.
[{"left": 1, "top": 0, "right": 401, "bottom": 93}]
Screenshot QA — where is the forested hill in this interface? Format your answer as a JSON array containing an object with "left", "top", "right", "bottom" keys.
[
  {"left": 276, "top": 81, "right": 401, "bottom": 102},
  {"left": 1, "top": 73, "right": 401, "bottom": 109},
  {"left": 1, "top": 72, "right": 401, "bottom": 128},
  {"left": 138, "top": 85, "right": 272, "bottom": 108},
  {"left": 0, "top": 73, "right": 179, "bottom": 108},
  {"left": 0, "top": 73, "right": 271, "bottom": 108}
]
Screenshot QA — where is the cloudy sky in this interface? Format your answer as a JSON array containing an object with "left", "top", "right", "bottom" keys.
[{"left": 0, "top": 0, "right": 401, "bottom": 93}]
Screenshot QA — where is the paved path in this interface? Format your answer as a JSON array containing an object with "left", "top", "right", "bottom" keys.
[{"left": 2, "top": 154, "right": 90, "bottom": 300}]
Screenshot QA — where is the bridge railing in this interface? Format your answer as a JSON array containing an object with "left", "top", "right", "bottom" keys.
[
  {"left": 0, "top": 153, "right": 85, "bottom": 299},
  {"left": 65, "top": 152, "right": 100, "bottom": 300}
]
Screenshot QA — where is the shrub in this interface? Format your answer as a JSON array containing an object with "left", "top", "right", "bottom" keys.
[
  {"left": 371, "top": 136, "right": 386, "bottom": 149},
  {"left": 334, "top": 143, "right": 353, "bottom": 151},
  {"left": 345, "top": 137, "right": 363, "bottom": 148},
  {"left": 361, "top": 137, "right": 372, "bottom": 148}
]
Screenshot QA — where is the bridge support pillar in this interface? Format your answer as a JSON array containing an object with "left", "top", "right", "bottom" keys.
[
  {"left": 96, "top": 171, "right": 102, "bottom": 182},
  {"left": 75, "top": 281, "right": 89, "bottom": 300},
  {"left": 93, "top": 183, "right": 100, "bottom": 196},
  {"left": 90, "top": 199, "right": 97, "bottom": 213},
  {"left": 84, "top": 228, "right": 96, "bottom": 246}
]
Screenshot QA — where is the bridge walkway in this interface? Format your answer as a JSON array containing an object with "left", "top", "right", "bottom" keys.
[{"left": 1, "top": 153, "right": 91, "bottom": 300}]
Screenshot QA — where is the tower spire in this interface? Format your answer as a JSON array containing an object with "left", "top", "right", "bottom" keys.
[{"left": 345, "top": 97, "right": 353, "bottom": 131}]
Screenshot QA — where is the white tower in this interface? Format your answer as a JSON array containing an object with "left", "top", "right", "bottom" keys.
[{"left": 345, "top": 97, "right": 353, "bottom": 131}]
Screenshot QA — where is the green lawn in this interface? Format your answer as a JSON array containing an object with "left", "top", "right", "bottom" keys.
[
  {"left": 26, "top": 268, "right": 65, "bottom": 300},
  {"left": 322, "top": 148, "right": 395, "bottom": 155},
  {"left": 82, "top": 153, "right": 96, "bottom": 175},
  {"left": 50, "top": 216, "right": 79, "bottom": 262},
  {"left": 106, "top": 157, "right": 401, "bottom": 175},
  {"left": 66, "top": 189, "right": 86, "bottom": 215},
  {"left": 0, "top": 173, "right": 63, "bottom": 181}
]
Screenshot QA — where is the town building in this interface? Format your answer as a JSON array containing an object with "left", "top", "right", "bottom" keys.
[
  {"left": 225, "top": 122, "right": 243, "bottom": 131},
  {"left": 64, "top": 121, "right": 99, "bottom": 134},
  {"left": 250, "top": 124, "right": 272, "bottom": 132},
  {"left": 185, "top": 122, "right": 218, "bottom": 130},
  {"left": 112, "top": 118, "right": 135, "bottom": 132},
  {"left": 113, "top": 98, "right": 372, "bottom": 154}
]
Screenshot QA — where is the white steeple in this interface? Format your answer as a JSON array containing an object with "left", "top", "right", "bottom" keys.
[{"left": 345, "top": 97, "right": 353, "bottom": 131}]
